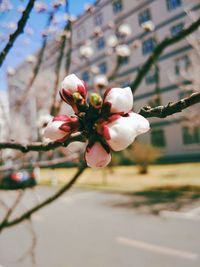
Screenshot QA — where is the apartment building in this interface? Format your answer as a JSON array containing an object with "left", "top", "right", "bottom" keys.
[{"left": 8, "top": 0, "right": 200, "bottom": 161}]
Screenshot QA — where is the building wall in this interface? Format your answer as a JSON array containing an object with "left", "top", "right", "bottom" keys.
[{"left": 8, "top": 0, "right": 200, "bottom": 161}]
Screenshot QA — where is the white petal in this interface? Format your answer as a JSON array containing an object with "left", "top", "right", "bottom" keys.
[
  {"left": 105, "top": 113, "right": 150, "bottom": 151},
  {"left": 105, "top": 87, "right": 133, "bottom": 114},
  {"left": 44, "top": 120, "right": 66, "bottom": 141},
  {"left": 106, "top": 116, "right": 135, "bottom": 151},
  {"left": 85, "top": 142, "right": 111, "bottom": 168},
  {"left": 61, "top": 74, "right": 84, "bottom": 93},
  {"left": 129, "top": 112, "right": 150, "bottom": 135}
]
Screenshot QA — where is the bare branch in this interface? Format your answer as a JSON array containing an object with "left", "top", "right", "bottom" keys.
[
  {"left": 0, "top": 0, "right": 36, "bottom": 67},
  {"left": 50, "top": 1, "right": 72, "bottom": 116},
  {"left": 130, "top": 17, "right": 200, "bottom": 93},
  {"left": 0, "top": 190, "right": 24, "bottom": 233},
  {"left": 108, "top": 56, "right": 121, "bottom": 81},
  {"left": 0, "top": 163, "right": 87, "bottom": 230},
  {"left": 17, "top": 219, "right": 37, "bottom": 266},
  {"left": 139, "top": 92, "right": 200, "bottom": 118},
  {"left": 0, "top": 133, "right": 85, "bottom": 152},
  {"left": 50, "top": 27, "right": 70, "bottom": 115}
]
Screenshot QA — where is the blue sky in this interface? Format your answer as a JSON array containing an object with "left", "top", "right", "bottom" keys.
[{"left": 0, "top": 0, "right": 96, "bottom": 91}]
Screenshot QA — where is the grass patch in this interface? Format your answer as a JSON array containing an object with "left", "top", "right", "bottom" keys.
[{"left": 39, "top": 163, "right": 200, "bottom": 192}]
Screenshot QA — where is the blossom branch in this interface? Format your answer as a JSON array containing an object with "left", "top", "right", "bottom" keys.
[
  {"left": 130, "top": 16, "right": 200, "bottom": 93},
  {"left": 0, "top": 0, "right": 36, "bottom": 67},
  {"left": 0, "top": 163, "right": 87, "bottom": 231},
  {"left": 54, "top": 20, "right": 73, "bottom": 115},
  {"left": 0, "top": 94, "right": 199, "bottom": 152},
  {"left": 138, "top": 92, "right": 200, "bottom": 118},
  {"left": 50, "top": 1, "right": 71, "bottom": 115}
]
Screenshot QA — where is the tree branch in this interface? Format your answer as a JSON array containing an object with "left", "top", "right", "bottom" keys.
[
  {"left": 108, "top": 56, "right": 121, "bottom": 81},
  {"left": 139, "top": 92, "right": 200, "bottom": 118},
  {"left": 0, "top": 163, "right": 87, "bottom": 231},
  {"left": 0, "top": 190, "right": 24, "bottom": 233},
  {"left": 0, "top": 0, "right": 36, "bottom": 67},
  {"left": 0, "top": 132, "right": 85, "bottom": 152},
  {"left": 50, "top": 1, "right": 70, "bottom": 116},
  {"left": 130, "top": 16, "right": 200, "bottom": 93}
]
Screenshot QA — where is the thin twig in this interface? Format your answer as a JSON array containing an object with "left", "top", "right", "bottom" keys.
[
  {"left": 108, "top": 56, "right": 121, "bottom": 81},
  {"left": 55, "top": 20, "right": 73, "bottom": 114},
  {"left": 0, "top": 0, "right": 36, "bottom": 67},
  {"left": 0, "top": 190, "right": 24, "bottom": 233},
  {"left": 138, "top": 92, "right": 200, "bottom": 118},
  {"left": 17, "top": 219, "right": 37, "bottom": 267},
  {"left": 0, "top": 132, "right": 85, "bottom": 152},
  {"left": 50, "top": 0, "right": 70, "bottom": 116}
]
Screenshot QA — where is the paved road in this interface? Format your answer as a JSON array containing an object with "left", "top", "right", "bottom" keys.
[{"left": 0, "top": 187, "right": 200, "bottom": 267}]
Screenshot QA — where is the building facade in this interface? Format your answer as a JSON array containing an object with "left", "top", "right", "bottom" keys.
[{"left": 8, "top": 0, "right": 200, "bottom": 161}]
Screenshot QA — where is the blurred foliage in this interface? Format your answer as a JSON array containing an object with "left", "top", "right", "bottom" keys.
[{"left": 123, "top": 141, "right": 162, "bottom": 174}]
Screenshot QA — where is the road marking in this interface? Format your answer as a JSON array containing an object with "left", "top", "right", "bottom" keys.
[{"left": 116, "top": 236, "right": 198, "bottom": 260}]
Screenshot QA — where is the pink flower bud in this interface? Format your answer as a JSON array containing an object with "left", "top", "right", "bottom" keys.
[
  {"left": 44, "top": 115, "right": 79, "bottom": 142},
  {"left": 60, "top": 74, "right": 87, "bottom": 112},
  {"left": 98, "top": 112, "right": 150, "bottom": 151},
  {"left": 85, "top": 142, "right": 111, "bottom": 168},
  {"left": 103, "top": 87, "right": 133, "bottom": 115}
]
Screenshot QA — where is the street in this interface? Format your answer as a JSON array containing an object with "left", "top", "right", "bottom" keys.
[{"left": 0, "top": 187, "right": 200, "bottom": 267}]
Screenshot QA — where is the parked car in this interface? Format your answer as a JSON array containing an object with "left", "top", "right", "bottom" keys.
[{"left": 0, "top": 169, "right": 37, "bottom": 190}]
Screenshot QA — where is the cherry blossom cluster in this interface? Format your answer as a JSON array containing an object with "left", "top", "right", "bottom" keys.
[{"left": 44, "top": 74, "right": 150, "bottom": 168}]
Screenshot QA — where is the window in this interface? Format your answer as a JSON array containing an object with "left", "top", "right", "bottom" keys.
[
  {"left": 175, "top": 55, "right": 190, "bottom": 75},
  {"left": 170, "top": 23, "right": 184, "bottom": 37},
  {"left": 112, "top": 0, "right": 123, "bottom": 14},
  {"left": 182, "top": 126, "right": 200, "bottom": 145},
  {"left": 98, "top": 62, "right": 107, "bottom": 74},
  {"left": 142, "top": 37, "right": 156, "bottom": 55},
  {"left": 119, "top": 56, "right": 129, "bottom": 66},
  {"left": 138, "top": 9, "right": 151, "bottom": 25},
  {"left": 82, "top": 71, "right": 90, "bottom": 82},
  {"left": 166, "top": 0, "right": 182, "bottom": 11},
  {"left": 94, "top": 13, "right": 103, "bottom": 26},
  {"left": 96, "top": 37, "right": 105, "bottom": 50},
  {"left": 151, "top": 129, "right": 166, "bottom": 147},
  {"left": 145, "top": 67, "right": 158, "bottom": 84}
]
